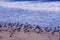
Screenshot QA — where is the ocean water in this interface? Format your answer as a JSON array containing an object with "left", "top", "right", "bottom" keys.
[{"left": 0, "top": 1, "right": 60, "bottom": 27}]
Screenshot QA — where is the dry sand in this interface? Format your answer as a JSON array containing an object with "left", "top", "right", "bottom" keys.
[{"left": 0, "top": 27, "right": 59, "bottom": 40}]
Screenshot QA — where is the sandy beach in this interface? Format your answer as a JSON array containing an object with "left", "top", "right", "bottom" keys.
[{"left": 0, "top": 27, "right": 59, "bottom": 40}]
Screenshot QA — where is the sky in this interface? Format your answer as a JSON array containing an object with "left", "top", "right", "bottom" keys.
[{"left": 0, "top": 0, "right": 60, "bottom": 2}]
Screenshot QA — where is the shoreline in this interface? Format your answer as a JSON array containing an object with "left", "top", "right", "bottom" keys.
[{"left": 0, "top": 26, "right": 59, "bottom": 40}]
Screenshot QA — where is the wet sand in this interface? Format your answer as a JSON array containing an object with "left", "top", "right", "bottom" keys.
[{"left": 0, "top": 27, "right": 59, "bottom": 40}]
